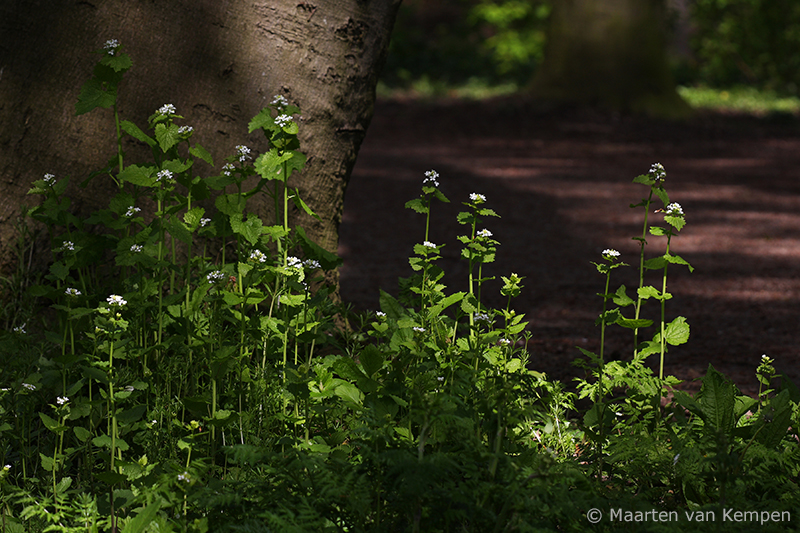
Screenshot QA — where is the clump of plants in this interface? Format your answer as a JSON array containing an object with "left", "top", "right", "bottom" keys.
[{"left": 0, "top": 42, "right": 798, "bottom": 533}]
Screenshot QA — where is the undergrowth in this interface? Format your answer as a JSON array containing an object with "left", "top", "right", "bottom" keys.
[{"left": 1, "top": 42, "right": 798, "bottom": 533}]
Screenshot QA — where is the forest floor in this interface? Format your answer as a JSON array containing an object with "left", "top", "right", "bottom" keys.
[{"left": 339, "top": 96, "right": 800, "bottom": 397}]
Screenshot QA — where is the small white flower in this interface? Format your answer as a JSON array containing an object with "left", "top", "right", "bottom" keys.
[
  {"left": 156, "top": 169, "right": 173, "bottom": 183},
  {"left": 423, "top": 170, "right": 439, "bottom": 187},
  {"left": 60, "top": 241, "right": 75, "bottom": 252},
  {"left": 151, "top": 419, "right": 157, "bottom": 425},
  {"left": 271, "top": 94, "right": 289, "bottom": 108},
  {"left": 475, "top": 312, "right": 491, "bottom": 323},
  {"left": 286, "top": 256, "right": 303, "bottom": 268},
  {"left": 376, "top": 311, "right": 386, "bottom": 318},
  {"left": 200, "top": 218, "right": 211, "bottom": 227},
  {"left": 469, "top": 193, "right": 486, "bottom": 204},
  {"left": 602, "top": 249, "right": 620, "bottom": 258},
  {"left": 673, "top": 453, "right": 680, "bottom": 465},
  {"left": 22, "top": 383, "right": 36, "bottom": 391},
  {"left": 130, "top": 244, "right": 143, "bottom": 253},
  {"left": 275, "top": 114, "right": 293, "bottom": 128},
  {"left": 13, "top": 324, "right": 26, "bottom": 334},
  {"left": 57, "top": 396, "right": 69, "bottom": 406},
  {"left": 125, "top": 206, "right": 141, "bottom": 217},
  {"left": 43, "top": 173, "right": 56, "bottom": 185},
  {"left": 103, "top": 39, "right": 119, "bottom": 55},
  {"left": 477, "top": 229, "right": 492, "bottom": 238},
  {"left": 207, "top": 271, "right": 225, "bottom": 283},
  {"left": 177, "top": 125, "right": 193, "bottom": 135},
  {"left": 649, "top": 163, "right": 666, "bottom": 182},
  {"left": 158, "top": 104, "right": 176, "bottom": 116},
  {"left": 124, "top": 385, "right": 135, "bottom": 393},
  {"left": 65, "top": 287, "right": 81, "bottom": 297},
  {"left": 303, "top": 259, "right": 321, "bottom": 270},
  {"left": 107, "top": 294, "right": 127, "bottom": 307},
  {"left": 177, "top": 471, "right": 190, "bottom": 482},
  {"left": 499, "top": 338, "right": 511, "bottom": 346},
  {"left": 249, "top": 250, "right": 267, "bottom": 263},
  {"left": 422, "top": 241, "right": 437, "bottom": 248},
  {"left": 412, "top": 326, "right": 425, "bottom": 333},
  {"left": 236, "top": 145, "right": 251, "bottom": 162},
  {"left": 222, "top": 163, "right": 235, "bottom": 176},
  {"left": 665, "top": 202, "right": 684, "bottom": 216}
]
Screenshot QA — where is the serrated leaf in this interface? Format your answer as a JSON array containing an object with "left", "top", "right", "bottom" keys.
[
  {"left": 405, "top": 198, "right": 428, "bottom": 214},
  {"left": 698, "top": 365, "right": 735, "bottom": 434},
  {"left": 73, "top": 426, "right": 92, "bottom": 443},
  {"left": 118, "top": 165, "right": 155, "bottom": 187},
  {"left": 75, "top": 78, "right": 116, "bottom": 115},
  {"left": 254, "top": 150, "right": 293, "bottom": 181},
  {"left": 665, "top": 215, "right": 686, "bottom": 231},
  {"left": 291, "top": 190, "right": 319, "bottom": 220},
  {"left": 654, "top": 187, "right": 669, "bottom": 206},
  {"left": 665, "top": 253, "right": 694, "bottom": 272},
  {"left": 121, "top": 120, "right": 156, "bottom": 147},
  {"left": 100, "top": 52, "right": 133, "bottom": 73},
  {"left": 632, "top": 174, "right": 653, "bottom": 185},
  {"left": 616, "top": 317, "right": 654, "bottom": 329},
  {"left": 664, "top": 316, "right": 690, "bottom": 346},
  {"left": 644, "top": 256, "right": 668, "bottom": 270},
  {"left": 359, "top": 345, "right": 384, "bottom": 377},
  {"left": 649, "top": 226, "right": 669, "bottom": 236},
  {"left": 165, "top": 217, "right": 192, "bottom": 245},
  {"left": 637, "top": 286, "right": 661, "bottom": 300},
  {"left": 379, "top": 289, "right": 406, "bottom": 320},
  {"left": 229, "top": 214, "right": 263, "bottom": 245},
  {"left": 334, "top": 381, "right": 363, "bottom": 406},
  {"left": 155, "top": 123, "right": 181, "bottom": 152},
  {"left": 184, "top": 207, "right": 205, "bottom": 229},
  {"left": 613, "top": 285, "right": 634, "bottom": 307},
  {"left": 189, "top": 144, "right": 214, "bottom": 166},
  {"left": 248, "top": 107, "right": 276, "bottom": 133},
  {"left": 121, "top": 501, "right": 161, "bottom": 533},
  {"left": 215, "top": 193, "right": 246, "bottom": 216}
]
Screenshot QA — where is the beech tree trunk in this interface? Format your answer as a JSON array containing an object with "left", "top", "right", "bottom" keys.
[
  {"left": 530, "top": 0, "right": 691, "bottom": 118},
  {"left": 0, "top": 0, "right": 401, "bottom": 288}
]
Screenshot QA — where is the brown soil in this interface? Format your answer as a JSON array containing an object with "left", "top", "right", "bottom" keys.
[{"left": 339, "top": 97, "right": 800, "bottom": 397}]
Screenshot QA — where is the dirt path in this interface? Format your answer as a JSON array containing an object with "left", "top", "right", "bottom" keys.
[{"left": 339, "top": 97, "right": 800, "bottom": 396}]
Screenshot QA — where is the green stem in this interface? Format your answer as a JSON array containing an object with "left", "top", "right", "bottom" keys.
[{"left": 633, "top": 189, "right": 654, "bottom": 355}]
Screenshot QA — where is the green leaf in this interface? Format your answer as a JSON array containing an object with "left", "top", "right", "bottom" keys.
[
  {"left": 654, "top": 187, "right": 669, "bottom": 206},
  {"left": 359, "top": 345, "right": 384, "bottom": 377},
  {"left": 155, "top": 123, "right": 181, "bottom": 152},
  {"left": 612, "top": 285, "right": 634, "bottom": 307},
  {"left": 649, "top": 226, "right": 669, "bottom": 236},
  {"left": 248, "top": 107, "right": 276, "bottom": 133},
  {"left": 616, "top": 317, "right": 654, "bottom": 329},
  {"left": 40, "top": 453, "right": 56, "bottom": 472},
  {"left": 295, "top": 226, "right": 342, "bottom": 270},
  {"left": 637, "top": 286, "right": 661, "bottom": 300},
  {"left": 254, "top": 150, "right": 293, "bottom": 181},
  {"left": 118, "top": 165, "right": 155, "bottom": 187},
  {"left": 428, "top": 291, "right": 465, "bottom": 319},
  {"left": 184, "top": 207, "right": 205, "bottom": 230},
  {"left": 665, "top": 253, "right": 694, "bottom": 272},
  {"left": 39, "top": 413, "right": 64, "bottom": 433},
  {"left": 121, "top": 502, "right": 162, "bottom": 533},
  {"left": 698, "top": 365, "right": 735, "bottom": 435},
  {"left": 644, "top": 256, "right": 668, "bottom": 270},
  {"left": 121, "top": 120, "right": 156, "bottom": 147},
  {"left": 755, "top": 390, "right": 793, "bottom": 448},
  {"left": 165, "top": 217, "right": 193, "bottom": 245},
  {"left": 229, "top": 214, "right": 263, "bottom": 246},
  {"left": 100, "top": 52, "right": 133, "bottom": 73},
  {"left": 334, "top": 381, "right": 364, "bottom": 406},
  {"left": 632, "top": 174, "right": 653, "bottom": 185},
  {"left": 663, "top": 316, "right": 690, "bottom": 346},
  {"left": 461, "top": 293, "right": 479, "bottom": 314},
  {"left": 665, "top": 215, "right": 686, "bottom": 231},
  {"left": 405, "top": 198, "right": 428, "bottom": 214},
  {"left": 379, "top": 289, "right": 407, "bottom": 320},
  {"left": 189, "top": 144, "right": 214, "bottom": 166},
  {"left": 215, "top": 193, "right": 246, "bottom": 216},
  {"left": 291, "top": 190, "right": 320, "bottom": 220},
  {"left": 75, "top": 78, "right": 116, "bottom": 115},
  {"left": 73, "top": 426, "right": 92, "bottom": 443},
  {"left": 49, "top": 261, "right": 69, "bottom": 281}
]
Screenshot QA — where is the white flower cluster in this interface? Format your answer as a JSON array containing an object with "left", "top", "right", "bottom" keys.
[
  {"left": 236, "top": 145, "right": 251, "bottom": 162},
  {"left": 107, "top": 294, "right": 127, "bottom": 307},
  {"left": 412, "top": 326, "right": 425, "bottom": 333},
  {"left": 249, "top": 250, "right": 267, "bottom": 263},
  {"left": 22, "top": 383, "right": 36, "bottom": 391},
  {"left": 222, "top": 163, "right": 235, "bottom": 176},
  {"left": 602, "top": 249, "right": 620, "bottom": 258},
  {"left": 57, "top": 396, "right": 69, "bottom": 406},
  {"left": 422, "top": 241, "right": 437, "bottom": 248},
  {"left": 177, "top": 472, "right": 190, "bottom": 482},
  {"left": 477, "top": 229, "right": 492, "bottom": 238},
  {"left": 376, "top": 311, "right": 386, "bottom": 318},
  {"left": 649, "top": 162, "right": 666, "bottom": 182},
  {"left": 665, "top": 202, "right": 684, "bottom": 216},
  {"left": 304, "top": 259, "right": 321, "bottom": 270},
  {"left": 156, "top": 169, "right": 173, "bottom": 183},
  {"left": 60, "top": 241, "right": 75, "bottom": 252},
  {"left": 103, "top": 39, "right": 119, "bottom": 55},
  {"left": 207, "top": 271, "right": 225, "bottom": 283},
  {"left": 158, "top": 104, "right": 176, "bottom": 116},
  {"left": 43, "top": 173, "right": 56, "bottom": 185},
  {"left": 287, "top": 256, "right": 303, "bottom": 268},
  {"left": 130, "top": 244, "right": 143, "bottom": 253},
  {"left": 178, "top": 125, "right": 193, "bottom": 135},
  {"left": 272, "top": 94, "right": 289, "bottom": 108},
  {"left": 13, "top": 324, "right": 26, "bottom": 334},
  {"left": 200, "top": 218, "right": 211, "bottom": 227},
  {"left": 423, "top": 170, "right": 439, "bottom": 187},
  {"left": 470, "top": 193, "right": 486, "bottom": 204},
  {"left": 125, "top": 206, "right": 141, "bottom": 217},
  {"left": 65, "top": 287, "right": 81, "bottom": 297},
  {"left": 475, "top": 312, "right": 492, "bottom": 323},
  {"left": 275, "top": 114, "right": 293, "bottom": 128},
  {"left": 499, "top": 338, "right": 512, "bottom": 346}
]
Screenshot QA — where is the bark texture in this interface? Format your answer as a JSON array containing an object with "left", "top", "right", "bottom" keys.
[
  {"left": 0, "top": 0, "right": 401, "bottom": 285},
  {"left": 530, "top": 0, "right": 691, "bottom": 118}
]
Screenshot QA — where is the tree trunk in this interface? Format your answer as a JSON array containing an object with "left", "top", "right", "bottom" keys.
[
  {"left": 0, "top": 0, "right": 401, "bottom": 289},
  {"left": 530, "top": 0, "right": 691, "bottom": 118}
]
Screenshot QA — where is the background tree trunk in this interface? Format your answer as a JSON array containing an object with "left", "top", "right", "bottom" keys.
[
  {"left": 0, "top": 0, "right": 401, "bottom": 289},
  {"left": 530, "top": 0, "right": 691, "bottom": 118}
]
